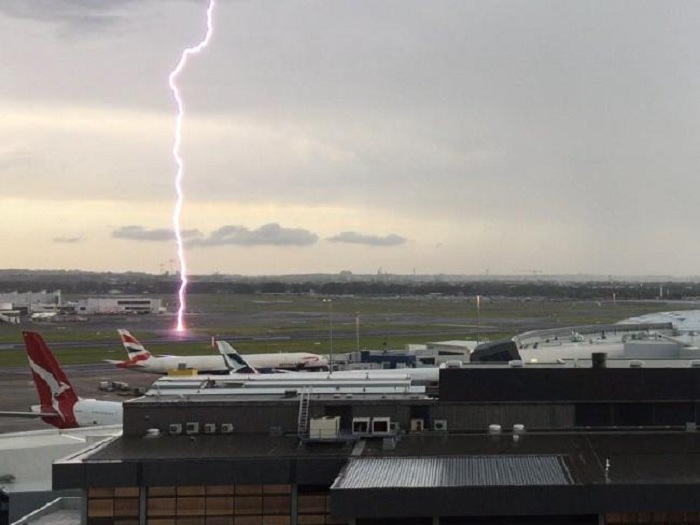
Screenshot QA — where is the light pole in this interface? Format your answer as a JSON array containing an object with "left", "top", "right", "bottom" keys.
[
  {"left": 355, "top": 311, "right": 361, "bottom": 353},
  {"left": 322, "top": 298, "right": 333, "bottom": 369},
  {"left": 475, "top": 295, "right": 481, "bottom": 345}
]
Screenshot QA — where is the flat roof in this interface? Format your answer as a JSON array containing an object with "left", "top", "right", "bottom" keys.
[
  {"left": 129, "top": 391, "right": 431, "bottom": 405},
  {"left": 65, "top": 429, "right": 700, "bottom": 485}
]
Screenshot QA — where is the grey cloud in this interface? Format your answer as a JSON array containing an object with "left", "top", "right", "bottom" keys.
[
  {"left": 0, "top": 1, "right": 139, "bottom": 32},
  {"left": 112, "top": 226, "right": 201, "bottom": 242},
  {"left": 189, "top": 223, "right": 318, "bottom": 248},
  {"left": 52, "top": 236, "right": 82, "bottom": 244},
  {"left": 327, "top": 232, "right": 406, "bottom": 247}
]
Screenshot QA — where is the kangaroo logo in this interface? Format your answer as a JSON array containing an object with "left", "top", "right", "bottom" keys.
[{"left": 28, "top": 356, "right": 72, "bottom": 421}]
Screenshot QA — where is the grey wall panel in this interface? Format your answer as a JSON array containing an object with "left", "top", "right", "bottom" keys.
[
  {"left": 52, "top": 463, "right": 85, "bottom": 490},
  {"left": 140, "top": 458, "right": 293, "bottom": 486},
  {"left": 85, "top": 462, "right": 139, "bottom": 487}
]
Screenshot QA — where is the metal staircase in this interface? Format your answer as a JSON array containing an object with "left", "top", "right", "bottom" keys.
[{"left": 297, "top": 386, "right": 311, "bottom": 439}]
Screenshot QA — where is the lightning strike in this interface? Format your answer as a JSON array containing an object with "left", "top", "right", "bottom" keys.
[{"left": 168, "top": 0, "right": 216, "bottom": 332}]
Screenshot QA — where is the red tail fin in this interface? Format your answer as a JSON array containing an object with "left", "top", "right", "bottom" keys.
[{"left": 23, "top": 331, "right": 79, "bottom": 428}]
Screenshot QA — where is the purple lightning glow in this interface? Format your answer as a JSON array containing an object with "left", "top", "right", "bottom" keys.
[{"left": 168, "top": 0, "right": 216, "bottom": 332}]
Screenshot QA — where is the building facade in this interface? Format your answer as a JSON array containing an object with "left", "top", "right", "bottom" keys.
[
  {"left": 76, "top": 297, "right": 162, "bottom": 315},
  {"left": 54, "top": 364, "right": 700, "bottom": 525}
]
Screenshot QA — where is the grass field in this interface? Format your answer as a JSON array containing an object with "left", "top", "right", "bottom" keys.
[{"left": 0, "top": 294, "right": 693, "bottom": 367}]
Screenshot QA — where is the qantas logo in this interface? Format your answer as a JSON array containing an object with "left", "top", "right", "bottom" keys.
[{"left": 28, "top": 356, "right": 72, "bottom": 421}]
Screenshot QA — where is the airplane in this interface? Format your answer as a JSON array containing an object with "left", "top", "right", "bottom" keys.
[
  {"left": 212, "top": 340, "right": 441, "bottom": 384},
  {"left": 109, "top": 329, "right": 329, "bottom": 374},
  {"left": 30, "top": 312, "right": 57, "bottom": 321},
  {"left": 4, "top": 332, "right": 123, "bottom": 429}
]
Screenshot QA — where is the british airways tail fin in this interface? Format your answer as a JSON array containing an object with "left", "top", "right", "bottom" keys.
[
  {"left": 22, "top": 331, "right": 79, "bottom": 428},
  {"left": 215, "top": 340, "right": 259, "bottom": 374},
  {"left": 116, "top": 329, "right": 152, "bottom": 366}
]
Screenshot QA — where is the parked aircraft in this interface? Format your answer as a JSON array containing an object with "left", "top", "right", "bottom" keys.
[
  {"left": 214, "top": 340, "right": 442, "bottom": 384},
  {"left": 9, "top": 332, "right": 123, "bottom": 429},
  {"left": 109, "top": 329, "right": 328, "bottom": 374}
]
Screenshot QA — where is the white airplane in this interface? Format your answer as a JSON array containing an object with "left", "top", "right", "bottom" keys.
[
  {"left": 209, "top": 340, "right": 441, "bottom": 384},
  {"left": 148, "top": 342, "right": 440, "bottom": 393},
  {"left": 30, "top": 312, "right": 57, "bottom": 320},
  {"left": 3, "top": 332, "right": 123, "bottom": 429},
  {"left": 108, "top": 329, "right": 328, "bottom": 374}
]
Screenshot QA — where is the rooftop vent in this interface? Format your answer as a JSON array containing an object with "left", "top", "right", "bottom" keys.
[
  {"left": 592, "top": 352, "right": 607, "bottom": 369},
  {"left": 433, "top": 419, "right": 448, "bottom": 432},
  {"left": 144, "top": 428, "right": 161, "bottom": 439}
]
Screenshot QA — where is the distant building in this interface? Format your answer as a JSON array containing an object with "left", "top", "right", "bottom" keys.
[
  {"left": 76, "top": 297, "right": 162, "bottom": 315},
  {"left": 0, "top": 291, "right": 61, "bottom": 314}
]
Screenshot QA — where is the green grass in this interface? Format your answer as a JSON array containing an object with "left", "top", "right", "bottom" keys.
[{"left": 0, "top": 295, "right": 691, "bottom": 368}]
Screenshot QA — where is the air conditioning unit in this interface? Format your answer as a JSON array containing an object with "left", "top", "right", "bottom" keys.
[
  {"left": 169, "top": 423, "right": 182, "bottom": 435},
  {"left": 203, "top": 423, "right": 217, "bottom": 435},
  {"left": 433, "top": 419, "right": 448, "bottom": 432},
  {"left": 352, "top": 417, "right": 370, "bottom": 435},
  {"left": 221, "top": 423, "right": 234, "bottom": 434},
  {"left": 410, "top": 418, "right": 425, "bottom": 432},
  {"left": 371, "top": 417, "right": 391, "bottom": 435},
  {"left": 185, "top": 422, "right": 200, "bottom": 435}
]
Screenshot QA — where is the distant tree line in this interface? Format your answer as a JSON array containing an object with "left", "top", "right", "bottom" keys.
[{"left": 0, "top": 271, "right": 698, "bottom": 300}]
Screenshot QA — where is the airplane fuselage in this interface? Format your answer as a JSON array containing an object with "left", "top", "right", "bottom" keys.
[
  {"left": 153, "top": 366, "right": 440, "bottom": 386},
  {"left": 123, "top": 353, "right": 328, "bottom": 374}
]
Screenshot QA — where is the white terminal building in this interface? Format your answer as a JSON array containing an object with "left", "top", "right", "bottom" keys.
[
  {"left": 76, "top": 296, "right": 163, "bottom": 315},
  {"left": 0, "top": 291, "right": 62, "bottom": 313}
]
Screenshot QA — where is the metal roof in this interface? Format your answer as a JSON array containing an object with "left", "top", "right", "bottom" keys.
[{"left": 332, "top": 455, "right": 572, "bottom": 489}]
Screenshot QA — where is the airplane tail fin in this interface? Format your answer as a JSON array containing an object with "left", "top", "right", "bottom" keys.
[
  {"left": 215, "top": 340, "right": 259, "bottom": 374},
  {"left": 116, "top": 329, "right": 152, "bottom": 367},
  {"left": 22, "top": 331, "right": 79, "bottom": 428}
]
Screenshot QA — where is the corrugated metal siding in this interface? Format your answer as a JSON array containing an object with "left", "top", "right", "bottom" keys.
[{"left": 333, "top": 455, "right": 572, "bottom": 489}]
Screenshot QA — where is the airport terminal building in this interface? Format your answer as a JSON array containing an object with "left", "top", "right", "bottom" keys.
[
  {"left": 75, "top": 297, "right": 163, "bottom": 315},
  {"left": 51, "top": 358, "right": 700, "bottom": 525}
]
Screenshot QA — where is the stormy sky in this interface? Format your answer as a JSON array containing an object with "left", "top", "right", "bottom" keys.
[{"left": 2, "top": 0, "right": 700, "bottom": 276}]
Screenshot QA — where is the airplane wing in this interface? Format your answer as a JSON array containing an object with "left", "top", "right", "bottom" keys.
[{"left": 0, "top": 411, "right": 55, "bottom": 418}]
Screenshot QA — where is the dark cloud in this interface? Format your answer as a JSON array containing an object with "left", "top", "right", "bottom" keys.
[
  {"left": 0, "top": 1, "right": 139, "bottom": 33},
  {"left": 52, "top": 236, "right": 82, "bottom": 244},
  {"left": 189, "top": 223, "right": 318, "bottom": 248},
  {"left": 327, "top": 232, "right": 406, "bottom": 247},
  {"left": 112, "top": 226, "right": 201, "bottom": 242}
]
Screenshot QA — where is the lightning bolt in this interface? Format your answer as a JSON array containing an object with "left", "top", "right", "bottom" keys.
[{"left": 168, "top": 0, "right": 216, "bottom": 332}]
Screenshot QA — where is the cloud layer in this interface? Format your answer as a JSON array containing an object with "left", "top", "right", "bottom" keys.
[
  {"left": 5, "top": 2, "right": 700, "bottom": 275},
  {"left": 188, "top": 223, "right": 317, "bottom": 248},
  {"left": 112, "top": 226, "right": 201, "bottom": 242},
  {"left": 327, "top": 232, "right": 406, "bottom": 247}
]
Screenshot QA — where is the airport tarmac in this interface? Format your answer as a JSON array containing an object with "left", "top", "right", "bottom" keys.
[{"left": 0, "top": 363, "right": 156, "bottom": 434}]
